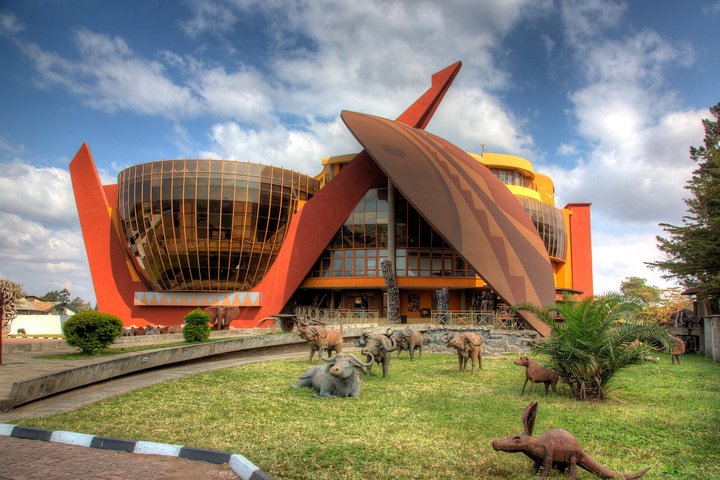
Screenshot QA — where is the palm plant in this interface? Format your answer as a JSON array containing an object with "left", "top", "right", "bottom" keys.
[{"left": 515, "top": 293, "right": 673, "bottom": 401}]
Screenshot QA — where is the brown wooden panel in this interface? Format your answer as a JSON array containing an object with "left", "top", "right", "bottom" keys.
[{"left": 341, "top": 110, "right": 554, "bottom": 335}]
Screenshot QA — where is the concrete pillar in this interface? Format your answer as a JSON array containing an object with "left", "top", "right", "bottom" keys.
[{"left": 705, "top": 315, "right": 720, "bottom": 362}]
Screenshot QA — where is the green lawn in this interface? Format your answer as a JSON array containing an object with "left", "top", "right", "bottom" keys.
[
  {"left": 18, "top": 352, "right": 720, "bottom": 479},
  {"left": 38, "top": 338, "right": 228, "bottom": 360}
]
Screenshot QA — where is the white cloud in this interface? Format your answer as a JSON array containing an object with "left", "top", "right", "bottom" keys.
[
  {"left": 193, "top": 67, "right": 274, "bottom": 124},
  {"left": 0, "top": 159, "right": 94, "bottom": 301},
  {"left": 703, "top": 1, "right": 720, "bottom": 15},
  {"left": 0, "top": 161, "right": 78, "bottom": 227},
  {"left": 556, "top": 142, "right": 578, "bottom": 156},
  {"left": 560, "top": 0, "right": 625, "bottom": 45},
  {"left": 548, "top": 5, "right": 705, "bottom": 226},
  {"left": 21, "top": 29, "right": 201, "bottom": 116},
  {"left": 200, "top": 116, "right": 358, "bottom": 174},
  {"left": 431, "top": 88, "right": 536, "bottom": 157},
  {"left": 0, "top": 12, "right": 24, "bottom": 36},
  {"left": 591, "top": 226, "right": 677, "bottom": 293}
]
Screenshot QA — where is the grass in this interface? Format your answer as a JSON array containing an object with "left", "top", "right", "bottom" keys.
[
  {"left": 38, "top": 337, "right": 232, "bottom": 359},
  {"left": 17, "top": 352, "right": 720, "bottom": 479}
]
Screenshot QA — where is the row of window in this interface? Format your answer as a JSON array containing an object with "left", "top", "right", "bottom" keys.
[
  {"left": 117, "top": 160, "right": 319, "bottom": 291},
  {"left": 490, "top": 168, "right": 537, "bottom": 190},
  {"left": 310, "top": 248, "right": 474, "bottom": 278},
  {"left": 310, "top": 183, "right": 568, "bottom": 279}
]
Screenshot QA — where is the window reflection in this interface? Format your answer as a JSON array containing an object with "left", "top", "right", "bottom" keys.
[{"left": 310, "top": 187, "right": 476, "bottom": 278}]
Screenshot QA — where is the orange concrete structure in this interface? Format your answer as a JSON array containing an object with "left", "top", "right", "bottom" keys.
[{"left": 70, "top": 61, "right": 593, "bottom": 334}]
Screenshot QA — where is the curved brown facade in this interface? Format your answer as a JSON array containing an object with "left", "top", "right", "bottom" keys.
[
  {"left": 117, "top": 159, "right": 320, "bottom": 291},
  {"left": 341, "top": 110, "right": 555, "bottom": 335}
]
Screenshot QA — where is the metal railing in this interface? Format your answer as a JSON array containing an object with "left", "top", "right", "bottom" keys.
[
  {"left": 429, "top": 308, "right": 523, "bottom": 329},
  {"left": 295, "top": 306, "right": 380, "bottom": 325}
]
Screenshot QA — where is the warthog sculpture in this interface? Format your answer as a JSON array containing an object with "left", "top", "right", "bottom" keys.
[
  {"left": 356, "top": 332, "right": 396, "bottom": 378},
  {"left": 492, "top": 402, "right": 650, "bottom": 479},
  {"left": 389, "top": 328, "right": 424, "bottom": 360},
  {"left": 514, "top": 356, "right": 558, "bottom": 396},
  {"left": 293, "top": 349, "right": 373, "bottom": 398},
  {"left": 443, "top": 332, "right": 483, "bottom": 372}
]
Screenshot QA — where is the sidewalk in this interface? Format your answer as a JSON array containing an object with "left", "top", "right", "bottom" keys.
[
  {"left": 0, "top": 436, "right": 237, "bottom": 480},
  {"left": 0, "top": 337, "right": 298, "bottom": 479}
]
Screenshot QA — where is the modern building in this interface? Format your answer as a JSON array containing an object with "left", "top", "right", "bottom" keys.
[{"left": 70, "top": 61, "right": 592, "bottom": 336}]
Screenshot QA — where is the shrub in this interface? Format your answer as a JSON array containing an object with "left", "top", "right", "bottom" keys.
[
  {"left": 183, "top": 309, "right": 211, "bottom": 342},
  {"left": 515, "top": 293, "right": 673, "bottom": 400},
  {"left": 62, "top": 311, "right": 123, "bottom": 354}
]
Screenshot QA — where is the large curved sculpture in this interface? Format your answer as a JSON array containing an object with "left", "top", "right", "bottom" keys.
[{"left": 340, "top": 110, "right": 554, "bottom": 335}]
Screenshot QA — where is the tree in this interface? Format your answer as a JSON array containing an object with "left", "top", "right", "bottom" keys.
[
  {"left": 1, "top": 278, "right": 25, "bottom": 335},
  {"left": 619, "top": 276, "right": 661, "bottom": 305},
  {"left": 649, "top": 103, "right": 720, "bottom": 305},
  {"left": 515, "top": 294, "right": 672, "bottom": 401},
  {"left": 638, "top": 287, "right": 692, "bottom": 325},
  {"left": 69, "top": 296, "right": 93, "bottom": 313},
  {"left": 42, "top": 288, "right": 72, "bottom": 303}
]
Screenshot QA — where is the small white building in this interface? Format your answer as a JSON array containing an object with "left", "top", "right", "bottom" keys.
[{"left": 9, "top": 298, "right": 79, "bottom": 335}]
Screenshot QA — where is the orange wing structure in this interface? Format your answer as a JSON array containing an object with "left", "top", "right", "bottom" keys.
[{"left": 340, "top": 111, "right": 554, "bottom": 335}]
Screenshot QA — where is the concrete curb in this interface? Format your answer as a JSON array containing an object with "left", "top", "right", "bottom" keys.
[{"left": 0, "top": 423, "right": 271, "bottom": 480}]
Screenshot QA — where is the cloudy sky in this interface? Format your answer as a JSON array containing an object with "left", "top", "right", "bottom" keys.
[{"left": 1, "top": 0, "right": 718, "bottom": 304}]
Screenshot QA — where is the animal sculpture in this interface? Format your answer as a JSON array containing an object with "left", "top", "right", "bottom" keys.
[
  {"left": 295, "top": 316, "right": 344, "bottom": 362},
  {"left": 671, "top": 336, "right": 685, "bottom": 365},
  {"left": 389, "top": 328, "right": 424, "bottom": 360},
  {"left": 514, "top": 356, "right": 559, "bottom": 396},
  {"left": 203, "top": 306, "right": 240, "bottom": 330},
  {"left": 293, "top": 350, "right": 373, "bottom": 398},
  {"left": 444, "top": 332, "right": 483, "bottom": 372},
  {"left": 357, "top": 332, "right": 396, "bottom": 378},
  {"left": 491, "top": 402, "right": 650, "bottom": 479}
]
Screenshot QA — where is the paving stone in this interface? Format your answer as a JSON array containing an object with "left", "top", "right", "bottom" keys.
[{"left": 0, "top": 437, "right": 237, "bottom": 479}]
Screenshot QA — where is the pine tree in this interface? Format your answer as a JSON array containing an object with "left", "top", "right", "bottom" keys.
[{"left": 649, "top": 103, "right": 720, "bottom": 304}]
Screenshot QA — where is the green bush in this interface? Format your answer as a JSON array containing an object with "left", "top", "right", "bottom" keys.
[
  {"left": 62, "top": 311, "right": 123, "bottom": 354},
  {"left": 183, "top": 309, "right": 210, "bottom": 342}
]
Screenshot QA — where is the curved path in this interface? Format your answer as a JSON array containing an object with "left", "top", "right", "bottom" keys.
[
  {"left": 0, "top": 349, "right": 306, "bottom": 422},
  {"left": 0, "top": 337, "right": 322, "bottom": 480}
]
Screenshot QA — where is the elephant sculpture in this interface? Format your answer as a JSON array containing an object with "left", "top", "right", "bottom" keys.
[
  {"left": 356, "top": 332, "right": 396, "bottom": 378},
  {"left": 389, "top": 328, "right": 424, "bottom": 360},
  {"left": 293, "top": 349, "right": 373, "bottom": 398},
  {"left": 203, "top": 306, "right": 240, "bottom": 330},
  {"left": 443, "top": 332, "right": 483, "bottom": 372}
]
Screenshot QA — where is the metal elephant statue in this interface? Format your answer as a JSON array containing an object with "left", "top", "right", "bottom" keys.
[{"left": 203, "top": 306, "right": 240, "bottom": 330}]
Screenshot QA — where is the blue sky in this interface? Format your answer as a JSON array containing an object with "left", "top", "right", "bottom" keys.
[{"left": 1, "top": 0, "right": 718, "bottom": 304}]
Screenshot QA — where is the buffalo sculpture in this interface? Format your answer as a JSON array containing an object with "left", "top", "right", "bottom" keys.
[
  {"left": 443, "top": 332, "right": 483, "bottom": 372},
  {"left": 356, "top": 332, "right": 396, "bottom": 378},
  {"left": 389, "top": 328, "right": 424, "bottom": 360},
  {"left": 293, "top": 349, "right": 373, "bottom": 398},
  {"left": 293, "top": 316, "right": 344, "bottom": 362},
  {"left": 492, "top": 402, "right": 650, "bottom": 479},
  {"left": 258, "top": 315, "right": 344, "bottom": 362}
]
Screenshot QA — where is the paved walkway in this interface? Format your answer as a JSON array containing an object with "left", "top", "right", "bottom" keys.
[
  {"left": 0, "top": 436, "right": 236, "bottom": 480},
  {"left": 0, "top": 338, "right": 306, "bottom": 479}
]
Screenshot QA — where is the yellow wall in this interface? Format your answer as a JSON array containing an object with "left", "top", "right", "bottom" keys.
[
  {"left": 534, "top": 173, "right": 555, "bottom": 206},
  {"left": 470, "top": 152, "right": 535, "bottom": 178}
]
